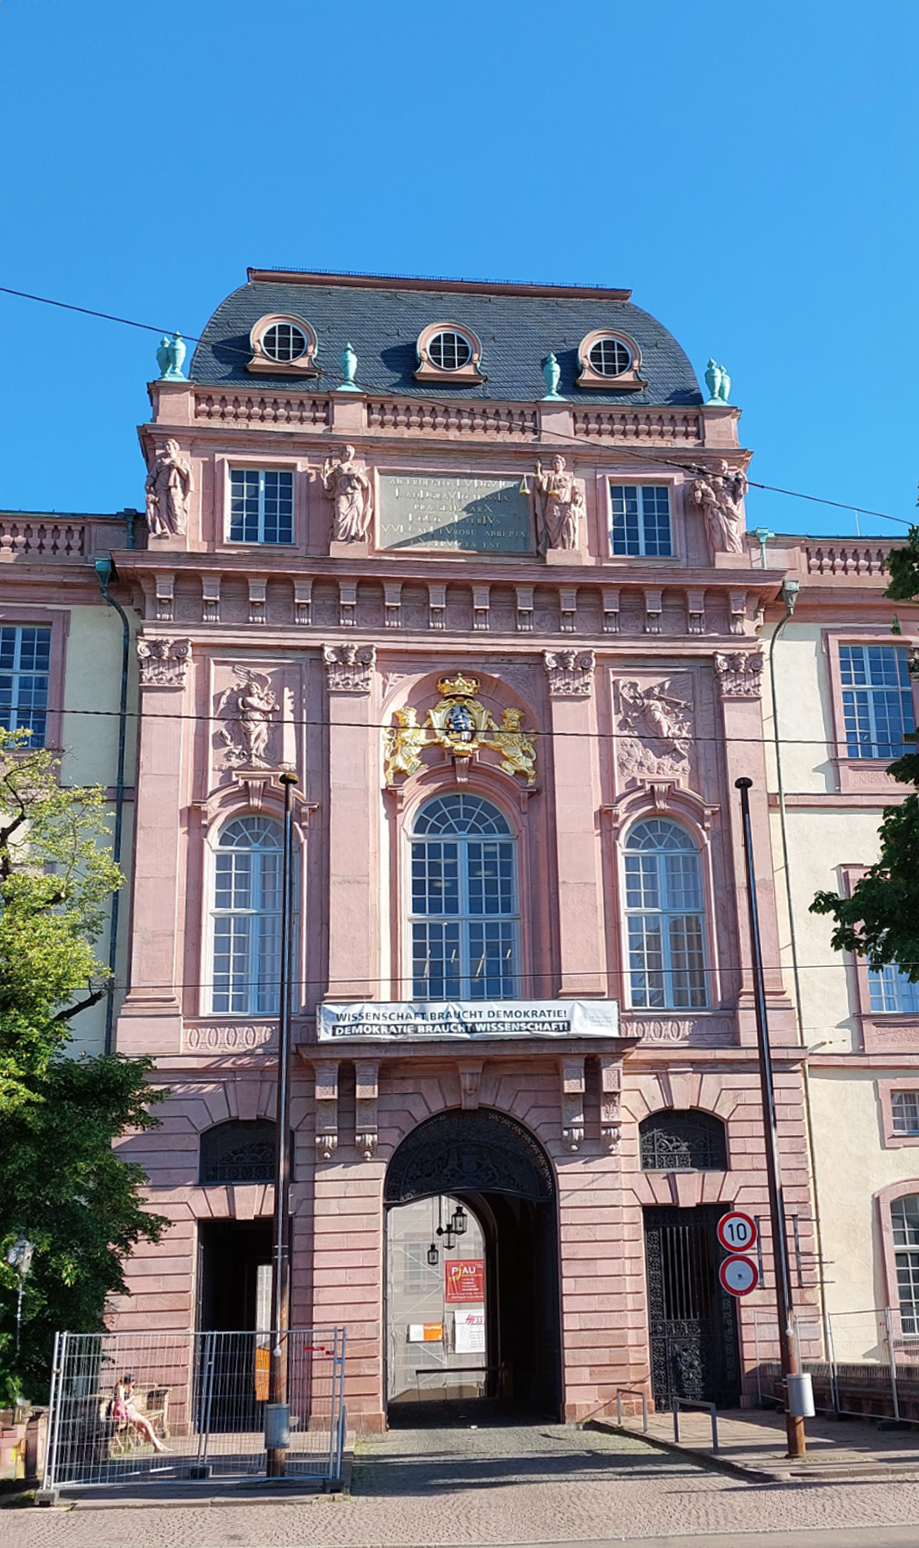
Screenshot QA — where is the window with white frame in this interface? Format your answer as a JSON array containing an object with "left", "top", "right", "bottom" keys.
[
  {"left": 228, "top": 469, "right": 294, "bottom": 544},
  {"left": 609, "top": 484, "right": 672, "bottom": 556},
  {"left": 839, "top": 644, "right": 913, "bottom": 759},
  {"left": 891, "top": 1194, "right": 919, "bottom": 1333},
  {"left": 212, "top": 816, "right": 285, "bottom": 1014},
  {"left": 0, "top": 625, "right": 51, "bottom": 745},
  {"left": 409, "top": 793, "right": 518, "bottom": 1001},
  {"left": 892, "top": 1092, "right": 919, "bottom": 1136},
  {"left": 868, "top": 961, "right": 919, "bottom": 1014},
  {"left": 624, "top": 818, "right": 707, "bottom": 1009}
]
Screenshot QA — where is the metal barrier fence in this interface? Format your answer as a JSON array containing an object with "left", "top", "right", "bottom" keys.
[
  {"left": 751, "top": 1307, "right": 919, "bottom": 1421},
  {"left": 43, "top": 1328, "right": 346, "bottom": 1491}
]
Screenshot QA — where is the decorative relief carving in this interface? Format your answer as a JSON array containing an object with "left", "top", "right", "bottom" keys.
[
  {"left": 137, "top": 637, "right": 190, "bottom": 687},
  {"left": 714, "top": 650, "right": 764, "bottom": 699},
  {"left": 323, "top": 642, "right": 375, "bottom": 693},
  {"left": 217, "top": 666, "right": 279, "bottom": 768},
  {"left": 543, "top": 649, "right": 595, "bottom": 697},
  {"left": 617, "top": 677, "right": 693, "bottom": 781},
  {"left": 184, "top": 1022, "right": 277, "bottom": 1053},
  {"left": 458, "top": 1059, "right": 483, "bottom": 1111},
  {"left": 322, "top": 445, "right": 373, "bottom": 542},
  {"left": 621, "top": 1015, "right": 734, "bottom": 1044},
  {"left": 384, "top": 673, "right": 536, "bottom": 788}
]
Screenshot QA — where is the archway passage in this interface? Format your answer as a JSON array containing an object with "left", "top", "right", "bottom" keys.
[{"left": 384, "top": 1108, "right": 561, "bottom": 1425}]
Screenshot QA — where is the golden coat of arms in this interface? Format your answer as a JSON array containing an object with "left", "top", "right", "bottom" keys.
[{"left": 384, "top": 674, "right": 536, "bottom": 788}]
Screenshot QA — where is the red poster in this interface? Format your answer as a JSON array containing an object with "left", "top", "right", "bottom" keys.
[{"left": 445, "top": 1258, "right": 485, "bottom": 1303}]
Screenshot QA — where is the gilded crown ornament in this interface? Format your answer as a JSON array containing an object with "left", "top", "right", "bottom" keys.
[{"left": 384, "top": 673, "right": 536, "bottom": 788}]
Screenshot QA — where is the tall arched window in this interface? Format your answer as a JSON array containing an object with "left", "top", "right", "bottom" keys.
[
  {"left": 624, "top": 818, "right": 707, "bottom": 1009},
  {"left": 891, "top": 1195, "right": 919, "bottom": 1334},
  {"left": 212, "top": 816, "right": 284, "bottom": 1014},
  {"left": 409, "top": 793, "right": 519, "bottom": 1000}
]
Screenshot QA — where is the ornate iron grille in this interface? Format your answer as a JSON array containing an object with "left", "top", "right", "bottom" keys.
[
  {"left": 644, "top": 1204, "right": 740, "bottom": 1410},
  {"left": 200, "top": 1120, "right": 276, "bottom": 1184},
  {"left": 639, "top": 1109, "right": 727, "bottom": 1171},
  {"left": 384, "top": 1107, "right": 554, "bottom": 1203}
]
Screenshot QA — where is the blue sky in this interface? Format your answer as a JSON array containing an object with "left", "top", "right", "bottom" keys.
[{"left": 1, "top": 1, "right": 916, "bottom": 537}]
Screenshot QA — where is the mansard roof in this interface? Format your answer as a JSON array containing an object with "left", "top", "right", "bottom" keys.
[{"left": 189, "top": 268, "right": 702, "bottom": 407}]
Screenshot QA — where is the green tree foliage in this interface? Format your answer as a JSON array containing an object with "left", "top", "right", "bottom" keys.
[
  {"left": 811, "top": 526, "right": 919, "bottom": 977},
  {"left": 0, "top": 730, "right": 166, "bottom": 1403}
]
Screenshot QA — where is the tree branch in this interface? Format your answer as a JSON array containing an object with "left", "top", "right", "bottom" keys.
[{"left": 50, "top": 984, "right": 106, "bottom": 1024}]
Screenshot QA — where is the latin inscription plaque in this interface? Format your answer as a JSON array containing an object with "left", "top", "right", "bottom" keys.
[{"left": 379, "top": 473, "right": 534, "bottom": 553}]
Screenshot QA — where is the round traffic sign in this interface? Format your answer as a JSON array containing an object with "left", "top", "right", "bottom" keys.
[
  {"left": 719, "top": 1254, "right": 759, "bottom": 1296},
  {"left": 717, "top": 1210, "right": 758, "bottom": 1253}
]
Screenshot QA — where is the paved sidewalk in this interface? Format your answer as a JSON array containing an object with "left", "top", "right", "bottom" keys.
[
  {"left": 600, "top": 1406, "right": 919, "bottom": 1480},
  {"left": 7, "top": 1419, "right": 919, "bottom": 1545}
]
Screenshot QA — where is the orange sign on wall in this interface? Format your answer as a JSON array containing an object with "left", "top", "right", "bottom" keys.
[{"left": 445, "top": 1258, "right": 485, "bottom": 1302}]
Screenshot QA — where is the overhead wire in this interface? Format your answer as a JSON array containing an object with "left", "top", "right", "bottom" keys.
[{"left": 0, "top": 281, "right": 913, "bottom": 528}]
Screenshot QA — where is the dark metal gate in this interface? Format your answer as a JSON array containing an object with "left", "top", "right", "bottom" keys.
[{"left": 644, "top": 1205, "right": 740, "bottom": 1411}]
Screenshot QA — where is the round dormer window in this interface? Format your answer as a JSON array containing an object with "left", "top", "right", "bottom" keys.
[
  {"left": 262, "top": 322, "right": 309, "bottom": 363},
  {"left": 427, "top": 330, "right": 473, "bottom": 371},
  {"left": 588, "top": 337, "right": 631, "bottom": 377}
]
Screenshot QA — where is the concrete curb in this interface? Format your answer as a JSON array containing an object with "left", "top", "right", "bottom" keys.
[
  {"left": 583, "top": 1419, "right": 798, "bottom": 1483},
  {"left": 584, "top": 1419, "right": 919, "bottom": 1484}
]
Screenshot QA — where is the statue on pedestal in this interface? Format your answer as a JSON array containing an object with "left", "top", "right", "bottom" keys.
[
  {"left": 322, "top": 445, "right": 373, "bottom": 542},
  {"left": 532, "top": 456, "right": 583, "bottom": 553},
  {"left": 145, "top": 438, "right": 193, "bottom": 538},
  {"left": 692, "top": 459, "right": 747, "bottom": 558}
]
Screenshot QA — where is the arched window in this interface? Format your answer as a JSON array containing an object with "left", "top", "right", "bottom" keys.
[
  {"left": 409, "top": 793, "right": 518, "bottom": 1000},
  {"left": 624, "top": 819, "right": 707, "bottom": 1009},
  {"left": 212, "top": 816, "right": 284, "bottom": 1014},
  {"left": 200, "top": 1119, "right": 276, "bottom": 1184},
  {"left": 891, "top": 1195, "right": 919, "bottom": 1333},
  {"left": 639, "top": 1110, "right": 727, "bottom": 1171}
]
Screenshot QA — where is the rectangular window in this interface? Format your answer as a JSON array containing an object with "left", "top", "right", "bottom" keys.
[
  {"left": 868, "top": 962, "right": 919, "bottom": 1014},
  {"left": 609, "top": 484, "right": 672, "bottom": 556},
  {"left": 228, "top": 469, "right": 294, "bottom": 544},
  {"left": 892, "top": 1092, "right": 919, "bottom": 1136},
  {"left": 892, "top": 1195, "right": 919, "bottom": 1334},
  {"left": 839, "top": 644, "right": 913, "bottom": 759},
  {"left": 0, "top": 625, "right": 52, "bottom": 745}
]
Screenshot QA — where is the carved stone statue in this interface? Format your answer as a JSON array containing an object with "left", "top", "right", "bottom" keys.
[
  {"left": 218, "top": 667, "right": 278, "bottom": 768},
  {"left": 692, "top": 459, "right": 746, "bottom": 557},
  {"left": 534, "top": 456, "right": 582, "bottom": 552},
  {"left": 704, "top": 358, "right": 730, "bottom": 405},
  {"left": 145, "top": 438, "right": 193, "bottom": 538},
  {"left": 322, "top": 445, "right": 373, "bottom": 542}
]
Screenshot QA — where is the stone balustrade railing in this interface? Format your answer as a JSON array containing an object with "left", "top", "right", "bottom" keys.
[
  {"left": 0, "top": 515, "right": 86, "bottom": 559},
  {"left": 805, "top": 544, "right": 890, "bottom": 578},
  {"left": 194, "top": 392, "right": 331, "bottom": 428},
  {"left": 571, "top": 408, "right": 703, "bottom": 444}
]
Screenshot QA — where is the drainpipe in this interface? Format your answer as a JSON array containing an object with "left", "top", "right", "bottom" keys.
[
  {"left": 767, "top": 575, "right": 831, "bottom": 1368},
  {"left": 94, "top": 554, "right": 131, "bottom": 1056}
]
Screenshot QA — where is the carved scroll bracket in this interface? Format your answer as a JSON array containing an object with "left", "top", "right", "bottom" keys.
[
  {"left": 314, "top": 1060, "right": 339, "bottom": 1161},
  {"left": 599, "top": 1056, "right": 622, "bottom": 1154},
  {"left": 560, "top": 1056, "right": 586, "bottom": 1151},
  {"left": 544, "top": 649, "right": 595, "bottom": 698},
  {"left": 714, "top": 649, "right": 765, "bottom": 700},
  {"left": 323, "top": 643, "right": 376, "bottom": 693},
  {"left": 355, "top": 1059, "right": 379, "bottom": 1160},
  {"left": 458, "top": 1059, "right": 484, "bottom": 1110}
]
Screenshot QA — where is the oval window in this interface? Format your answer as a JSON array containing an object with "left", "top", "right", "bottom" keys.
[
  {"left": 428, "top": 330, "right": 473, "bottom": 371},
  {"left": 262, "top": 322, "right": 309, "bottom": 363},
  {"left": 588, "top": 337, "right": 631, "bottom": 377}
]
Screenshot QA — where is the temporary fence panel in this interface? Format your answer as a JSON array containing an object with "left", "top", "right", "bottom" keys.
[
  {"left": 43, "top": 1328, "right": 345, "bottom": 1492},
  {"left": 749, "top": 1306, "right": 919, "bottom": 1421}
]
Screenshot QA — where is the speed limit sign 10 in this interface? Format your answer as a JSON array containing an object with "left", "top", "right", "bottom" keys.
[{"left": 717, "top": 1210, "right": 757, "bottom": 1253}]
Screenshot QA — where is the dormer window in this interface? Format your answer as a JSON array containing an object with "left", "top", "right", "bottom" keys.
[
  {"left": 247, "top": 313, "right": 318, "bottom": 377},
  {"left": 576, "top": 329, "right": 646, "bottom": 390},
  {"left": 414, "top": 321, "right": 484, "bottom": 384}
]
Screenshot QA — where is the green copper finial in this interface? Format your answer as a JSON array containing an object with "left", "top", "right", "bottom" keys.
[
  {"left": 337, "top": 342, "right": 360, "bottom": 392},
  {"left": 156, "top": 332, "right": 187, "bottom": 382},
  {"left": 541, "top": 353, "right": 565, "bottom": 401},
  {"left": 704, "top": 358, "right": 730, "bottom": 406}
]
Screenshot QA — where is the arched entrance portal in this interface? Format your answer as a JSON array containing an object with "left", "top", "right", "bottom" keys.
[{"left": 384, "top": 1108, "right": 561, "bottom": 1422}]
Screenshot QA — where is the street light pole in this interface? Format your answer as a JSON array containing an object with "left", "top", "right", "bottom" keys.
[
  {"left": 734, "top": 777, "right": 806, "bottom": 1460},
  {"left": 267, "top": 771, "right": 297, "bottom": 1477}
]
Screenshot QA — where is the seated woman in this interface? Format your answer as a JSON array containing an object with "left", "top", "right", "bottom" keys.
[{"left": 111, "top": 1374, "right": 169, "bottom": 1453}]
